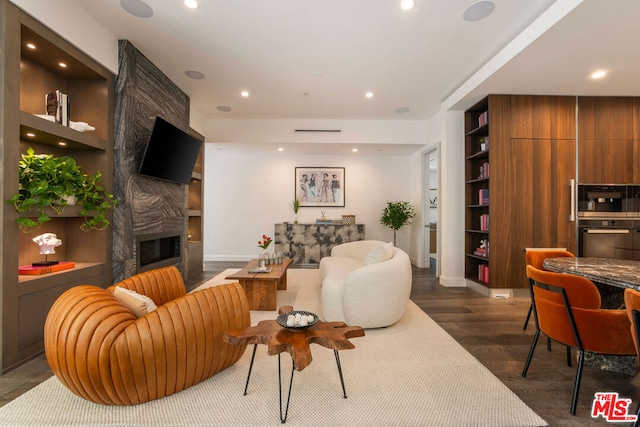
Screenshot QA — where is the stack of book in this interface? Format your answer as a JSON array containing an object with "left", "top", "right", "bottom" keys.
[
  {"left": 473, "top": 239, "right": 489, "bottom": 257},
  {"left": 478, "top": 264, "right": 489, "bottom": 283},
  {"left": 478, "top": 188, "right": 489, "bottom": 205},
  {"left": 45, "top": 90, "right": 70, "bottom": 126}
]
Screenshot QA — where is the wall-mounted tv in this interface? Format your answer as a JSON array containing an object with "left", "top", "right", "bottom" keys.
[{"left": 138, "top": 116, "right": 202, "bottom": 185}]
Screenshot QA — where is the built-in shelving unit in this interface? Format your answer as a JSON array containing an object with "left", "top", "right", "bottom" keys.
[
  {"left": 187, "top": 130, "right": 204, "bottom": 279},
  {"left": 464, "top": 98, "right": 490, "bottom": 286},
  {"left": 0, "top": 1, "right": 114, "bottom": 372}
]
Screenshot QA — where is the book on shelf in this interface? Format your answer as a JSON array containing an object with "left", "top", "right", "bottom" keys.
[
  {"left": 478, "top": 111, "right": 489, "bottom": 127},
  {"left": 478, "top": 188, "right": 489, "bottom": 205},
  {"left": 45, "top": 90, "right": 70, "bottom": 126},
  {"left": 478, "top": 264, "right": 489, "bottom": 283},
  {"left": 479, "top": 161, "right": 489, "bottom": 179},
  {"left": 19, "top": 261, "right": 75, "bottom": 275},
  {"left": 479, "top": 213, "right": 490, "bottom": 231}
]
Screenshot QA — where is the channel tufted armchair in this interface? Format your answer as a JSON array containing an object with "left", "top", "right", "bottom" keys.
[{"left": 44, "top": 265, "right": 250, "bottom": 405}]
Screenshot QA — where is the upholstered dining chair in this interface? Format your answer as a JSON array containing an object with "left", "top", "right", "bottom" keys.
[
  {"left": 523, "top": 265, "right": 636, "bottom": 415},
  {"left": 523, "top": 248, "right": 575, "bottom": 330},
  {"left": 624, "top": 288, "right": 640, "bottom": 427}
]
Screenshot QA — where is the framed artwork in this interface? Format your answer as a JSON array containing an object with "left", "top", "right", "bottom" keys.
[{"left": 295, "top": 167, "right": 345, "bottom": 207}]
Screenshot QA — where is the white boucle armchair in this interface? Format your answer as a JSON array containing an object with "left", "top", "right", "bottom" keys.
[{"left": 319, "top": 240, "right": 412, "bottom": 328}]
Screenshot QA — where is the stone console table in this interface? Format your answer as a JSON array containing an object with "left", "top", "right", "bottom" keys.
[{"left": 274, "top": 223, "right": 365, "bottom": 265}]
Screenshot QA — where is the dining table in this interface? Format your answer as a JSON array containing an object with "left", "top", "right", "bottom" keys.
[{"left": 541, "top": 256, "right": 640, "bottom": 376}]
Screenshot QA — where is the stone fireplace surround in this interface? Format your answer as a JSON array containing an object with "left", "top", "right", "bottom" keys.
[{"left": 112, "top": 40, "right": 190, "bottom": 283}]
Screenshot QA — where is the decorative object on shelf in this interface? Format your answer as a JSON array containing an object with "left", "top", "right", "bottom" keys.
[
  {"left": 380, "top": 201, "right": 416, "bottom": 246},
  {"left": 289, "top": 198, "right": 300, "bottom": 223},
  {"left": 34, "top": 114, "right": 95, "bottom": 132},
  {"left": 6, "top": 147, "right": 117, "bottom": 232},
  {"left": 342, "top": 214, "right": 356, "bottom": 225},
  {"left": 32, "top": 232, "right": 62, "bottom": 266},
  {"left": 295, "top": 166, "right": 345, "bottom": 207}
]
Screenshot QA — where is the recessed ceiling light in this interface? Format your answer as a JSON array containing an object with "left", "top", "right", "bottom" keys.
[
  {"left": 217, "top": 106, "right": 232, "bottom": 112},
  {"left": 184, "top": 0, "right": 198, "bottom": 9},
  {"left": 463, "top": 1, "right": 495, "bottom": 22},
  {"left": 352, "top": 148, "right": 358, "bottom": 152},
  {"left": 185, "top": 70, "right": 205, "bottom": 80},
  {"left": 400, "top": 0, "right": 415, "bottom": 10},
  {"left": 58, "top": 62, "right": 67, "bottom": 68},
  {"left": 591, "top": 70, "right": 607, "bottom": 79},
  {"left": 395, "top": 107, "right": 410, "bottom": 114},
  {"left": 240, "top": 90, "right": 250, "bottom": 97},
  {"left": 26, "top": 43, "right": 36, "bottom": 49},
  {"left": 119, "top": 0, "right": 153, "bottom": 18},
  {"left": 365, "top": 92, "right": 374, "bottom": 98},
  {"left": 26, "top": 132, "right": 35, "bottom": 138},
  {"left": 278, "top": 148, "right": 284, "bottom": 152},
  {"left": 313, "top": 71, "right": 324, "bottom": 78},
  {"left": 58, "top": 142, "right": 67, "bottom": 146}
]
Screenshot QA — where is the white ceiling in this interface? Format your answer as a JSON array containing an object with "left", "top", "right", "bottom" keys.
[{"left": 72, "top": 0, "right": 640, "bottom": 153}]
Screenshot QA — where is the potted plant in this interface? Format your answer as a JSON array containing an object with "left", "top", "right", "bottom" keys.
[
  {"left": 289, "top": 198, "right": 300, "bottom": 223},
  {"left": 6, "top": 147, "right": 117, "bottom": 232},
  {"left": 380, "top": 201, "right": 416, "bottom": 246}
]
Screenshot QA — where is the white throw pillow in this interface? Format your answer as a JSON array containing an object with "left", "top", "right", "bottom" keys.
[
  {"left": 363, "top": 241, "right": 394, "bottom": 265},
  {"left": 113, "top": 286, "right": 158, "bottom": 318}
]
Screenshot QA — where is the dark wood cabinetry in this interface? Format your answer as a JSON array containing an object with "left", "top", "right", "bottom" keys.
[
  {"left": 578, "top": 96, "right": 640, "bottom": 183},
  {"left": 0, "top": 1, "right": 114, "bottom": 372},
  {"left": 465, "top": 95, "right": 576, "bottom": 290}
]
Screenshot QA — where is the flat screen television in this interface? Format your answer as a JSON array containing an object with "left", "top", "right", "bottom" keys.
[{"left": 138, "top": 116, "right": 202, "bottom": 185}]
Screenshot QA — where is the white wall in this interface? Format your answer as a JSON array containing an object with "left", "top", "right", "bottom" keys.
[{"left": 203, "top": 148, "right": 415, "bottom": 261}]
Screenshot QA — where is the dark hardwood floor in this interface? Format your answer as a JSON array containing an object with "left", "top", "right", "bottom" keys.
[{"left": 1, "top": 262, "right": 638, "bottom": 426}]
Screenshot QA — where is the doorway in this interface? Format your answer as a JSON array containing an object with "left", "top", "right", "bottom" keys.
[{"left": 423, "top": 145, "right": 440, "bottom": 273}]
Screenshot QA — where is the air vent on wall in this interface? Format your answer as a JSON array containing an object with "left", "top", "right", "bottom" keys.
[{"left": 294, "top": 129, "right": 342, "bottom": 133}]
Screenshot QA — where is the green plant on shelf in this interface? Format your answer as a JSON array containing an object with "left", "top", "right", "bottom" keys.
[{"left": 6, "top": 147, "right": 117, "bottom": 232}]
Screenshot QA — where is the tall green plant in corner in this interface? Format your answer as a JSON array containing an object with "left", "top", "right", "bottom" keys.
[
  {"left": 380, "top": 201, "right": 416, "bottom": 246},
  {"left": 6, "top": 147, "right": 117, "bottom": 232}
]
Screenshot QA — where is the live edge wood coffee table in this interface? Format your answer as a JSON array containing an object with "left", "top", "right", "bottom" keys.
[
  {"left": 224, "top": 306, "right": 365, "bottom": 423},
  {"left": 226, "top": 258, "right": 293, "bottom": 311}
]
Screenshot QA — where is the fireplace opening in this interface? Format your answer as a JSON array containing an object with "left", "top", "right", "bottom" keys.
[{"left": 136, "top": 232, "right": 182, "bottom": 272}]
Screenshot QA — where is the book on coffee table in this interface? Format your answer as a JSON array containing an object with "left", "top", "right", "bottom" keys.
[{"left": 248, "top": 266, "right": 272, "bottom": 274}]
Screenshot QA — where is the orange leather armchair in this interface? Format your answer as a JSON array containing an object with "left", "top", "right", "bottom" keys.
[
  {"left": 44, "top": 266, "right": 251, "bottom": 405},
  {"left": 523, "top": 265, "right": 635, "bottom": 415}
]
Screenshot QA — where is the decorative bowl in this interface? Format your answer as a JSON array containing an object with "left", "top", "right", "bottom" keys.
[{"left": 276, "top": 310, "right": 318, "bottom": 329}]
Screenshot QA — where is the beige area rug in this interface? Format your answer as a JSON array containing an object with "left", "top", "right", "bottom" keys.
[{"left": 0, "top": 269, "right": 547, "bottom": 427}]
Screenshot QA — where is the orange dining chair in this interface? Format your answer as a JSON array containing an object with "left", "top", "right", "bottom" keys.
[
  {"left": 624, "top": 288, "right": 640, "bottom": 427},
  {"left": 523, "top": 265, "right": 636, "bottom": 415},
  {"left": 523, "top": 248, "right": 575, "bottom": 331}
]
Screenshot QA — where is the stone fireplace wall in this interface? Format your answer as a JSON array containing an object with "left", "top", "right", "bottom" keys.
[{"left": 112, "top": 40, "right": 190, "bottom": 282}]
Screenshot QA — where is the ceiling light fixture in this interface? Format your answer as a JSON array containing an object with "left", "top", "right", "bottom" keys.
[
  {"left": 463, "top": 1, "right": 495, "bottom": 22},
  {"left": 278, "top": 148, "right": 284, "bottom": 152},
  {"left": 119, "top": 0, "right": 153, "bottom": 18},
  {"left": 184, "top": 0, "right": 198, "bottom": 9},
  {"left": 241, "top": 90, "right": 250, "bottom": 97},
  {"left": 217, "top": 106, "right": 232, "bottom": 112},
  {"left": 26, "top": 43, "right": 36, "bottom": 49},
  {"left": 591, "top": 70, "right": 607, "bottom": 79},
  {"left": 395, "top": 107, "right": 410, "bottom": 114},
  {"left": 400, "top": 0, "right": 415, "bottom": 10},
  {"left": 58, "top": 142, "right": 67, "bottom": 146},
  {"left": 26, "top": 132, "right": 35, "bottom": 138},
  {"left": 365, "top": 92, "right": 374, "bottom": 99},
  {"left": 352, "top": 148, "right": 358, "bottom": 153},
  {"left": 58, "top": 62, "right": 67, "bottom": 68}
]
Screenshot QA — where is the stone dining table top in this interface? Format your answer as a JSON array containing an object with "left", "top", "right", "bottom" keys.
[{"left": 543, "top": 257, "right": 640, "bottom": 291}]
